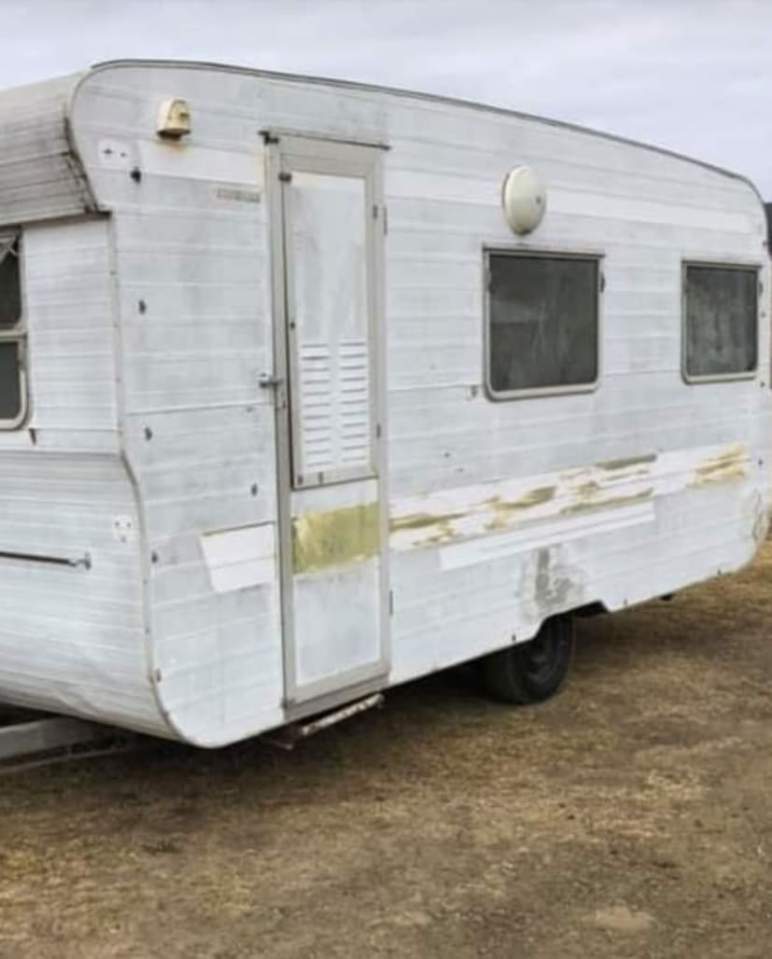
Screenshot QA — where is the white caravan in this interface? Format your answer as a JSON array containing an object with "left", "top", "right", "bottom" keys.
[{"left": 0, "top": 61, "right": 768, "bottom": 747}]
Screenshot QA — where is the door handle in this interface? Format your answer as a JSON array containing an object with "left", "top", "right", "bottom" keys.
[{"left": 259, "top": 372, "right": 283, "bottom": 389}]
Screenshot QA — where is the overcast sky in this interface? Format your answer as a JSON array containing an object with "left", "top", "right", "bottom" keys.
[{"left": 2, "top": 0, "right": 771, "bottom": 196}]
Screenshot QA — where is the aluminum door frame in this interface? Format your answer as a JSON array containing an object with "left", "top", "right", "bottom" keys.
[{"left": 265, "top": 132, "right": 391, "bottom": 713}]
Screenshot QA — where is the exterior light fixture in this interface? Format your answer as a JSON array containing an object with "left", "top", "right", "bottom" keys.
[{"left": 502, "top": 165, "right": 546, "bottom": 234}]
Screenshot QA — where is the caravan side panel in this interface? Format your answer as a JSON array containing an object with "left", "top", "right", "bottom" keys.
[
  {"left": 0, "top": 218, "right": 164, "bottom": 734},
  {"left": 66, "top": 63, "right": 771, "bottom": 746}
]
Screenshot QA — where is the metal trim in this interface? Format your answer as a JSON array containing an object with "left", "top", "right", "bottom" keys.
[
  {"left": 278, "top": 145, "right": 379, "bottom": 489},
  {"left": 0, "top": 716, "right": 106, "bottom": 763},
  {"left": 86, "top": 60, "right": 765, "bottom": 210},
  {"left": 0, "top": 232, "right": 30, "bottom": 431},
  {"left": 282, "top": 674, "right": 387, "bottom": 724},
  {"left": 681, "top": 259, "right": 761, "bottom": 385},
  {"left": 482, "top": 247, "right": 603, "bottom": 402},
  {"left": 0, "top": 549, "right": 91, "bottom": 569},
  {"left": 260, "top": 127, "right": 390, "bottom": 151},
  {"left": 268, "top": 135, "right": 391, "bottom": 709},
  {"left": 103, "top": 214, "right": 181, "bottom": 743}
]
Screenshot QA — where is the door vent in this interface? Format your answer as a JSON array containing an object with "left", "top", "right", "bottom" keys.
[{"left": 298, "top": 340, "right": 371, "bottom": 475}]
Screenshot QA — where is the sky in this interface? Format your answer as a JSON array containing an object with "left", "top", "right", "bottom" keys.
[{"left": 2, "top": 0, "right": 772, "bottom": 196}]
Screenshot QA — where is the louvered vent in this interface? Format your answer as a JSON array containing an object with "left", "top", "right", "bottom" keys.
[{"left": 297, "top": 340, "right": 371, "bottom": 481}]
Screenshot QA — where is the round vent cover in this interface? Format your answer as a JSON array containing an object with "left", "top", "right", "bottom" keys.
[{"left": 502, "top": 166, "right": 546, "bottom": 234}]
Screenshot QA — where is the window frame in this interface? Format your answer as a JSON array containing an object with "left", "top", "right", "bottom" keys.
[
  {"left": 0, "top": 230, "right": 29, "bottom": 430},
  {"left": 483, "top": 246, "right": 604, "bottom": 402},
  {"left": 681, "top": 259, "right": 761, "bottom": 385}
]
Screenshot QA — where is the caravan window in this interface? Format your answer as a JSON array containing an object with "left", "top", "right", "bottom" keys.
[
  {"left": 0, "top": 231, "right": 26, "bottom": 427},
  {"left": 683, "top": 263, "right": 758, "bottom": 380},
  {"left": 485, "top": 251, "right": 600, "bottom": 398}
]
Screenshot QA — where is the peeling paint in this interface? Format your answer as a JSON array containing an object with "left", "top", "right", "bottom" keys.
[
  {"left": 389, "top": 441, "right": 751, "bottom": 556},
  {"left": 534, "top": 548, "right": 575, "bottom": 609},
  {"left": 516, "top": 544, "right": 587, "bottom": 623},
  {"left": 690, "top": 444, "right": 749, "bottom": 487},
  {"left": 487, "top": 486, "right": 556, "bottom": 514},
  {"left": 598, "top": 453, "right": 657, "bottom": 471},
  {"left": 390, "top": 510, "right": 466, "bottom": 533},
  {"left": 560, "top": 488, "right": 654, "bottom": 516},
  {"left": 292, "top": 502, "right": 380, "bottom": 574},
  {"left": 484, "top": 486, "right": 556, "bottom": 530}
]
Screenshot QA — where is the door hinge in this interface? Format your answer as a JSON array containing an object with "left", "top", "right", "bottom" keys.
[
  {"left": 373, "top": 204, "right": 388, "bottom": 235},
  {"left": 279, "top": 171, "right": 292, "bottom": 183},
  {"left": 375, "top": 422, "right": 382, "bottom": 439},
  {"left": 389, "top": 589, "right": 394, "bottom": 616}
]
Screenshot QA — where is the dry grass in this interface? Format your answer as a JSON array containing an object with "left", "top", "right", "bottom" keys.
[{"left": 2, "top": 545, "right": 772, "bottom": 957}]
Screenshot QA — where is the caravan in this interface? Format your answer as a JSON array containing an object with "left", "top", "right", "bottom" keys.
[{"left": 0, "top": 61, "right": 768, "bottom": 746}]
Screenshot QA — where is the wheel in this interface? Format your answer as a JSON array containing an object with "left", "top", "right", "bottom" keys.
[{"left": 480, "top": 615, "right": 575, "bottom": 704}]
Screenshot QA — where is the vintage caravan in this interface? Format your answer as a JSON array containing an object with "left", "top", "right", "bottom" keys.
[{"left": 0, "top": 60, "right": 768, "bottom": 748}]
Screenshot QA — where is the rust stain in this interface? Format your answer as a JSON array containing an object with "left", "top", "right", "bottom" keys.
[{"left": 690, "top": 445, "right": 749, "bottom": 488}]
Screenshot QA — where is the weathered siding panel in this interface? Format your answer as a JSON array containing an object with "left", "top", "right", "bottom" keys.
[
  {"left": 0, "top": 74, "right": 94, "bottom": 225},
  {"left": 0, "top": 453, "right": 162, "bottom": 734},
  {"left": 0, "top": 215, "right": 165, "bottom": 735},
  {"left": 23, "top": 218, "right": 118, "bottom": 439},
  {"left": 61, "top": 62, "right": 770, "bottom": 745}
]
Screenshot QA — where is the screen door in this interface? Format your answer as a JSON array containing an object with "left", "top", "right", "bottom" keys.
[{"left": 268, "top": 135, "right": 388, "bottom": 708}]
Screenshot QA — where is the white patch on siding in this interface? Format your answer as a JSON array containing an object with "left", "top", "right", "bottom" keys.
[
  {"left": 201, "top": 523, "right": 276, "bottom": 593},
  {"left": 440, "top": 502, "right": 655, "bottom": 571}
]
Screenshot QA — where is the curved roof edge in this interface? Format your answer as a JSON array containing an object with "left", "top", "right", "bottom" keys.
[
  {"left": 88, "top": 57, "right": 765, "bottom": 207},
  {"left": 0, "top": 71, "right": 96, "bottom": 226}
]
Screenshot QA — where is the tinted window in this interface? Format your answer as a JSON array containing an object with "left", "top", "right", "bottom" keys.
[
  {"left": 0, "top": 235, "right": 25, "bottom": 426},
  {"left": 684, "top": 265, "right": 758, "bottom": 378},
  {"left": 0, "top": 342, "right": 21, "bottom": 420},
  {"left": 487, "top": 253, "right": 599, "bottom": 394},
  {"left": 0, "top": 239, "right": 21, "bottom": 328}
]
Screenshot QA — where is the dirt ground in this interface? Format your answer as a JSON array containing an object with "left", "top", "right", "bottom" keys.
[{"left": 2, "top": 545, "right": 772, "bottom": 959}]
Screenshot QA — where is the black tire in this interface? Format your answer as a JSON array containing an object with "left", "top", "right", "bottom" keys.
[{"left": 480, "top": 615, "right": 575, "bottom": 704}]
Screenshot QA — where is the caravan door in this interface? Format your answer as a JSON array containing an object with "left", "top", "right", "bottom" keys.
[{"left": 267, "top": 135, "right": 389, "bottom": 710}]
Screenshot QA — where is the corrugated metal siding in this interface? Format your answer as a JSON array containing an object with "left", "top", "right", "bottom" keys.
[
  {"left": 65, "top": 63, "right": 769, "bottom": 745},
  {"left": 0, "top": 74, "right": 94, "bottom": 225},
  {"left": 0, "top": 453, "right": 161, "bottom": 734},
  {"left": 0, "top": 212, "right": 164, "bottom": 734},
  {"left": 24, "top": 219, "right": 117, "bottom": 438},
  {"left": 69, "top": 72, "right": 284, "bottom": 743}
]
